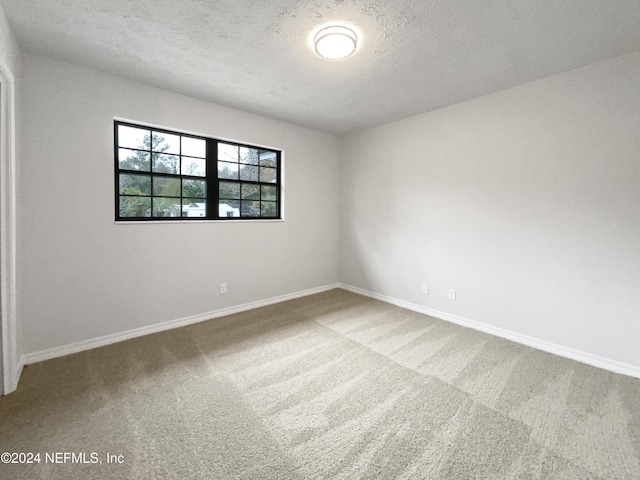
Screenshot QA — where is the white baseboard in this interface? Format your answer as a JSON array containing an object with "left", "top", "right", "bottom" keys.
[
  {"left": 22, "top": 283, "right": 340, "bottom": 366},
  {"left": 338, "top": 283, "right": 640, "bottom": 379},
  {"left": 12, "top": 356, "right": 24, "bottom": 390},
  {"left": 2, "top": 355, "right": 24, "bottom": 395},
  {"left": 17, "top": 282, "right": 640, "bottom": 383}
]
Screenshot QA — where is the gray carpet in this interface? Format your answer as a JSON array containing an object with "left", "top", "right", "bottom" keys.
[{"left": 1, "top": 289, "right": 639, "bottom": 479}]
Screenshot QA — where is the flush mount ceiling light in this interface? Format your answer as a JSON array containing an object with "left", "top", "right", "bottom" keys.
[{"left": 314, "top": 25, "right": 358, "bottom": 59}]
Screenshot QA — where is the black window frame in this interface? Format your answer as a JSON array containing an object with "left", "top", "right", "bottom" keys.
[{"left": 114, "top": 120, "right": 282, "bottom": 221}]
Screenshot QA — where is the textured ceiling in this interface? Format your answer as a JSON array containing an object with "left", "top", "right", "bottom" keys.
[{"left": 3, "top": 0, "right": 640, "bottom": 135}]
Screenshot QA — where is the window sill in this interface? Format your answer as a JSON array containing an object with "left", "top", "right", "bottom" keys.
[{"left": 114, "top": 218, "right": 285, "bottom": 225}]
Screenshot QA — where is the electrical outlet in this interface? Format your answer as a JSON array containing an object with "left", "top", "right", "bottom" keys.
[
  {"left": 422, "top": 283, "right": 429, "bottom": 295},
  {"left": 448, "top": 289, "right": 456, "bottom": 301},
  {"left": 220, "top": 283, "right": 227, "bottom": 294}
]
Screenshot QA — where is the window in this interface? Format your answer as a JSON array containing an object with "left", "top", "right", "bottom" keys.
[{"left": 114, "top": 121, "right": 281, "bottom": 221}]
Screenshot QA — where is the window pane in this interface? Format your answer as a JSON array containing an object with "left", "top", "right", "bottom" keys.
[
  {"left": 182, "top": 199, "right": 207, "bottom": 217},
  {"left": 118, "top": 125, "right": 150, "bottom": 150},
  {"left": 181, "top": 137, "right": 206, "bottom": 158},
  {"left": 239, "top": 165, "right": 259, "bottom": 182},
  {"left": 119, "top": 173, "right": 151, "bottom": 195},
  {"left": 259, "top": 150, "right": 277, "bottom": 167},
  {"left": 153, "top": 153, "right": 180, "bottom": 174},
  {"left": 241, "top": 201, "right": 260, "bottom": 217},
  {"left": 261, "top": 185, "right": 277, "bottom": 201},
  {"left": 260, "top": 167, "right": 277, "bottom": 183},
  {"left": 119, "top": 148, "right": 150, "bottom": 172},
  {"left": 153, "top": 177, "right": 181, "bottom": 197},
  {"left": 241, "top": 184, "right": 259, "bottom": 200},
  {"left": 261, "top": 201, "right": 277, "bottom": 217},
  {"left": 218, "top": 161, "right": 238, "bottom": 180},
  {"left": 219, "top": 200, "right": 240, "bottom": 217},
  {"left": 119, "top": 196, "right": 150, "bottom": 217},
  {"left": 239, "top": 147, "right": 259, "bottom": 165},
  {"left": 151, "top": 198, "right": 181, "bottom": 217},
  {"left": 151, "top": 131, "right": 180, "bottom": 154},
  {"left": 182, "top": 157, "right": 206, "bottom": 177},
  {"left": 183, "top": 179, "right": 206, "bottom": 198},
  {"left": 219, "top": 181, "right": 240, "bottom": 199},
  {"left": 218, "top": 143, "right": 238, "bottom": 162}
]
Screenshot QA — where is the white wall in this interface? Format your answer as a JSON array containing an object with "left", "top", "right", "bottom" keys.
[
  {"left": 18, "top": 53, "right": 341, "bottom": 355},
  {"left": 14, "top": 47, "right": 640, "bottom": 374},
  {"left": 0, "top": 3, "right": 21, "bottom": 394},
  {"left": 341, "top": 52, "right": 640, "bottom": 370}
]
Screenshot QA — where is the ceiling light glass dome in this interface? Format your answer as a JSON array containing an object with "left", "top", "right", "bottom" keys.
[{"left": 314, "top": 26, "right": 358, "bottom": 59}]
